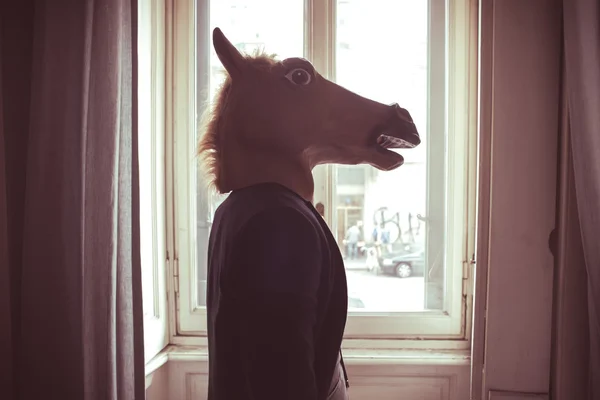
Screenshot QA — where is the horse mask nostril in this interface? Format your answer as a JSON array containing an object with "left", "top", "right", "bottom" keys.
[
  {"left": 380, "top": 104, "right": 420, "bottom": 148},
  {"left": 390, "top": 103, "right": 414, "bottom": 123}
]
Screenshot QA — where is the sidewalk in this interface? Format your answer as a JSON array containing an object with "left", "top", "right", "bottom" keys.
[{"left": 343, "top": 258, "right": 368, "bottom": 270}]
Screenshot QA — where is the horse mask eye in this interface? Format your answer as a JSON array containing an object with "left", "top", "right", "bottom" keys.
[{"left": 285, "top": 68, "right": 312, "bottom": 85}]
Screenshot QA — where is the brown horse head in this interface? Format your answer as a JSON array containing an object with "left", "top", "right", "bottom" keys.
[{"left": 198, "top": 28, "right": 420, "bottom": 200}]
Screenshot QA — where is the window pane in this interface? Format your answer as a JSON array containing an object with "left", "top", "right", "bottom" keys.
[
  {"left": 335, "top": 0, "right": 445, "bottom": 312},
  {"left": 195, "top": 0, "right": 305, "bottom": 307}
]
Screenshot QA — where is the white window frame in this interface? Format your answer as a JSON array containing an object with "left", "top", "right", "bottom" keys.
[
  {"left": 166, "top": 0, "right": 478, "bottom": 349},
  {"left": 138, "top": 0, "right": 169, "bottom": 363}
]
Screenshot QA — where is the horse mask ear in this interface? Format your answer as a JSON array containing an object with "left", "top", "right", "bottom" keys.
[{"left": 213, "top": 28, "right": 246, "bottom": 78}]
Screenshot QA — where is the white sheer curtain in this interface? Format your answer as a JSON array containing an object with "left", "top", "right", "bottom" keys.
[
  {"left": 0, "top": 0, "right": 145, "bottom": 399},
  {"left": 562, "top": 0, "right": 600, "bottom": 399}
]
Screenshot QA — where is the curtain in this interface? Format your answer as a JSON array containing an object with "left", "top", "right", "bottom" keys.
[
  {"left": 562, "top": 0, "right": 600, "bottom": 399},
  {"left": 0, "top": 0, "right": 145, "bottom": 399}
]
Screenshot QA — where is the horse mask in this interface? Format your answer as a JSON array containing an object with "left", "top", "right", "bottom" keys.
[{"left": 199, "top": 28, "right": 421, "bottom": 195}]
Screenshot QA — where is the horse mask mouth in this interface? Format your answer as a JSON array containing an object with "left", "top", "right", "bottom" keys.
[
  {"left": 343, "top": 100, "right": 420, "bottom": 170},
  {"left": 371, "top": 104, "right": 421, "bottom": 153}
]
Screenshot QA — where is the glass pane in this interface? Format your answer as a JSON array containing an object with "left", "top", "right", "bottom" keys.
[
  {"left": 336, "top": 0, "right": 444, "bottom": 312},
  {"left": 195, "top": 0, "right": 305, "bottom": 307}
]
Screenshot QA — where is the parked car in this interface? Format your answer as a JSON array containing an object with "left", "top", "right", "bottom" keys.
[{"left": 372, "top": 247, "right": 426, "bottom": 278}]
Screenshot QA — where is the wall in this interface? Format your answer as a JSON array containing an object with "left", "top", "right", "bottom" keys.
[
  {"left": 146, "top": 364, "right": 169, "bottom": 400},
  {"left": 148, "top": 356, "right": 470, "bottom": 400}
]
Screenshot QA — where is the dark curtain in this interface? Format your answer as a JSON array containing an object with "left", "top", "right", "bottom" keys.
[
  {"left": 0, "top": 0, "right": 145, "bottom": 398},
  {"left": 562, "top": 0, "right": 600, "bottom": 399}
]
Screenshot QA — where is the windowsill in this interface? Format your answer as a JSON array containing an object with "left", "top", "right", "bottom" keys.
[
  {"left": 338, "top": 347, "right": 470, "bottom": 365},
  {"left": 145, "top": 344, "right": 471, "bottom": 379}
]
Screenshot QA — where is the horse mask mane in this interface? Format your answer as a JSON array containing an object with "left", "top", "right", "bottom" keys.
[{"left": 198, "top": 28, "right": 421, "bottom": 197}]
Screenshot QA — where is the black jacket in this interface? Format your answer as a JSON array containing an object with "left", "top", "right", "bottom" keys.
[{"left": 206, "top": 183, "right": 349, "bottom": 400}]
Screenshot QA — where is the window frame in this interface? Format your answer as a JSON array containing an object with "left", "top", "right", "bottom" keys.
[
  {"left": 138, "top": 0, "right": 169, "bottom": 363},
  {"left": 166, "top": 0, "right": 478, "bottom": 348}
]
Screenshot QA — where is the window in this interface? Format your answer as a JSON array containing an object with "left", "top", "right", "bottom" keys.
[
  {"left": 138, "top": 0, "right": 168, "bottom": 362},
  {"left": 169, "top": 0, "right": 477, "bottom": 346},
  {"left": 195, "top": 0, "right": 306, "bottom": 309}
]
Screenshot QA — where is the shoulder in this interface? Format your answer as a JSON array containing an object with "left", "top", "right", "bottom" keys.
[
  {"left": 238, "top": 206, "right": 321, "bottom": 249},
  {"left": 232, "top": 206, "right": 324, "bottom": 294}
]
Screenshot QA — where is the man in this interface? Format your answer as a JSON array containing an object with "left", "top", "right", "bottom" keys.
[
  {"left": 344, "top": 222, "right": 363, "bottom": 260},
  {"left": 315, "top": 202, "right": 326, "bottom": 218},
  {"left": 201, "top": 28, "right": 420, "bottom": 400}
]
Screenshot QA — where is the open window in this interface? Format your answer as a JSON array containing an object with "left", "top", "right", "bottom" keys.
[{"left": 169, "top": 0, "right": 477, "bottom": 347}]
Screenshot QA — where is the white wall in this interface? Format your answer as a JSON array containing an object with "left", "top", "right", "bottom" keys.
[
  {"left": 148, "top": 356, "right": 470, "bottom": 400},
  {"left": 472, "top": 0, "right": 562, "bottom": 398},
  {"left": 146, "top": 364, "right": 169, "bottom": 400}
]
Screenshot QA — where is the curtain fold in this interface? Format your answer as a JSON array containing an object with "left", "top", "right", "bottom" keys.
[
  {"left": 0, "top": 0, "right": 144, "bottom": 398},
  {"left": 562, "top": 0, "right": 600, "bottom": 399},
  {"left": 0, "top": 17, "right": 15, "bottom": 399}
]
